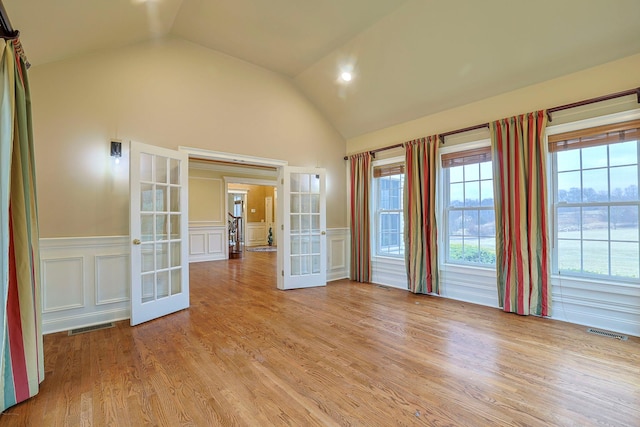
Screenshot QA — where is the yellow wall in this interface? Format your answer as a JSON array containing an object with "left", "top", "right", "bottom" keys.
[
  {"left": 29, "top": 37, "right": 347, "bottom": 238},
  {"left": 189, "top": 177, "right": 224, "bottom": 224},
  {"left": 190, "top": 165, "right": 277, "bottom": 225},
  {"left": 347, "top": 54, "right": 640, "bottom": 153}
]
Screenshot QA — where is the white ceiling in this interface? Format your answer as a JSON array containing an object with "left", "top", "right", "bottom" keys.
[{"left": 5, "top": 0, "right": 640, "bottom": 139}]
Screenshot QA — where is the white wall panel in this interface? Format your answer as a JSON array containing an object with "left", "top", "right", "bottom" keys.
[
  {"left": 95, "top": 254, "right": 130, "bottom": 305},
  {"left": 189, "top": 225, "right": 226, "bottom": 262},
  {"left": 246, "top": 222, "right": 267, "bottom": 246},
  {"left": 208, "top": 231, "right": 224, "bottom": 254},
  {"left": 40, "top": 236, "right": 130, "bottom": 334},
  {"left": 42, "top": 257, "right": 84, "bottom": 312},
  {"left": 189, "top": 233, "right": 206, "bottom": 255},
  {"left": 327, "top": 228, "right": 349, "bottom": 281}
]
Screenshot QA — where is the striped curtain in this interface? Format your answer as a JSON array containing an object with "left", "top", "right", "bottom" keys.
[
  {"left": 349, "top": 152, "right": 372, "bottom": 282},
  {"left": 404, "top": 136, "right": 439, "bottom": 294},
  {"left": 0, "top": 39, "right": 44, "bottom": 411},
  {"left": 490, "top": 111, "right": 551, "bottom": 316}
]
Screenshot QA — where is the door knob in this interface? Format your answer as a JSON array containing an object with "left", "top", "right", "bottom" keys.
[
  {"left": 321, "top": 231, "right": 326, "bottom": 235},
  {"left": 132, "top": 239, "right": 141, "bottom": 245}
]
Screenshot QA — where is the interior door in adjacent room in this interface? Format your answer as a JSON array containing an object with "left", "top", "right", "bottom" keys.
[
  {"left": 278, "top": 166, "right": 326, "bottom": 289},
  {"left": 130, "top": 141, "right": 189, "bottom": 325}
]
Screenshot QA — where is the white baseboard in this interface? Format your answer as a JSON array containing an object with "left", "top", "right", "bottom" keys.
[{"left": 43, "top": 308, "right": 130, "bottom": 334}]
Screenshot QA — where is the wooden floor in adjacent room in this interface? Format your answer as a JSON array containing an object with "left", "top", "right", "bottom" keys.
[{"left": 2, "top": 251, "right": 639, "bottom": 426}]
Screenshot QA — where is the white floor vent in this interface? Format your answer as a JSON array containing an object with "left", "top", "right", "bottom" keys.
[
  {"left": 68, "top": 322, "right": 114, "bottom": 336},
  {"left": 587, "top": 328, "right": 628, "bottom": 341}
]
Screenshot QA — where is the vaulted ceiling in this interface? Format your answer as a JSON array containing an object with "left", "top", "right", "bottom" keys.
[{"left": 5, "top": 0, "right": 640, "bottom": 139}]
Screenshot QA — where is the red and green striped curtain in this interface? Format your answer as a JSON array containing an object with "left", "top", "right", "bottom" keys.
[
  {"left": 404, "top": 137, "right": 439, "bottom": 294},
  {"left": 349, "top": 152, "right": 372, "bottom": 282},
  {"left": 1, "top": 39, "right": 43, "bottom": 411},
  {"left": 490, "top": 111, "right": 551, "bottom": 316}
]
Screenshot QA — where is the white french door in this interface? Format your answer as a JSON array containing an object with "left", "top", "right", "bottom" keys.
[
  {"left": 130, "top": 141, "right": 189, "bottom": 325},
  {"left": 277, "top": 166, "right": 326, "bottom": 289}
]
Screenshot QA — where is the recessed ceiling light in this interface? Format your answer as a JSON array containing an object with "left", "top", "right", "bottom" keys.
[{"left": 340, "top": 71, "right": 353, "bottom": 82}]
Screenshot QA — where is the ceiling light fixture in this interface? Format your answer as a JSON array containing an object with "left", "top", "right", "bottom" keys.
[{"left": 340, "top": 71, "right": 353, "bottom": 82}]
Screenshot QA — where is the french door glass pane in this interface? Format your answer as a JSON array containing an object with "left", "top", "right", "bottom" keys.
[
  {"left": 156, "top": 215, "right": 168, "bottom": 240},
  {"left": 142, "top": 244, "right": 154, "bottom": 273},
  {"left": 170, "top": 158, "right": 180, "bottom": 185},
  {"left": 142, "top": 274, "right": 154, "bottom": 303},
  {"left": 170, "top": 242, "right": 181, "bottom": 267},
  {"left": 141, "top": 153, "right": 153, "bottom": 182},
  {"left": 157, "top": 243, "right": 169, "bottom": 269},
  {"left": 156, "top": 186, "right": 168, "bottom": 211},
  {"left": 141, "top": 214, "right": 154, "bottom": 242},
  {"left": 171, "top": 269, "right": 182, "bottom": 294},
  {"left": 170, "top": 187, "right": 180, "bottom": 212},
  {"left": 156, "top": 156, "right": 168, "bottom": 184},
  {"left": 157, "top": 271, "right": 169, "bottom": 299}
]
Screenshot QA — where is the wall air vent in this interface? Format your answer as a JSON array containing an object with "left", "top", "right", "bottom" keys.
[{"left": 587, "top": 328, "right": 628, "bottom": 341}]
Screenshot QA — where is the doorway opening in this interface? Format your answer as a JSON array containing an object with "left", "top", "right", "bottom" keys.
[{"left": 183, "top": 147, "right": 283, "bottom": 276}]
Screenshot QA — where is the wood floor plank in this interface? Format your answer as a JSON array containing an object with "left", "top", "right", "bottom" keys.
[{"left": 1, "top": 250, "right": 639, "bottom": 426}]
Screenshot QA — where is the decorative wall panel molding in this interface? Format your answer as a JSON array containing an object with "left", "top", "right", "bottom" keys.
[
  {"left": 246, "top": 222, "right": 267, "bottom": 247},
  {"left": 327, "top": 228, "right": 349, "bottom": 281},
  {"left": 40, "top": 236, "right": 130, "bottom": 334},
  {"left": 189, "top": 225, "right": 226, "bottom": 263},
  {"left": 42, "top": 257, "right": 85, "bottom": 312},
  {"left": 95, "top": 254, "right": 129, "bottom": 305}
]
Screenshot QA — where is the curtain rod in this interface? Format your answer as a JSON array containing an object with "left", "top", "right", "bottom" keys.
[
  {"left": 0, "top": 1, "right": 18, "bottom": 39},
  {"left": 546, "top": 87, "right": 640, "bottom": 122},
  {"left": 344, "top": 87, "right": 640, "bottom": 161}
]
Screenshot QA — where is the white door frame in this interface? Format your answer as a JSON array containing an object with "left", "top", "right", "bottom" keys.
[{"left": 180, "top": 146, "right": 287, "bottom": 276}]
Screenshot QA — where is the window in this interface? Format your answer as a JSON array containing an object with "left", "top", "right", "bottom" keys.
[
  {"left": 373, "top": 162, "right": 405, "bottom": 257},
  {"left": 550, "top": 119, "right": 640, "bottom": 280},
  {"left": 442, "top": 145, "right": 496, "bottom": 266}
]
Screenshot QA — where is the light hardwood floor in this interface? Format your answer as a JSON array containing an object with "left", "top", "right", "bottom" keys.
[{"left": 2, "top": 251, "right": 639, "bottom": 426}]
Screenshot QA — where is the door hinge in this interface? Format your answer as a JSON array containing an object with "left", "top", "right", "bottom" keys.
[
  {"left": 281, "top": 270, "right": 284, "bottom": 277},
  {"left": 281, "top": 178, "right": 284, "bottom": 185},
  {"left": 281, "top": 224, "right": 284, "bottom": 230}
]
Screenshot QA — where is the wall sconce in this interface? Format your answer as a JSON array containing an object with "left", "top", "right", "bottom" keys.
[{"left": 110, "top": 140, "right": 122, "bottom": 164}]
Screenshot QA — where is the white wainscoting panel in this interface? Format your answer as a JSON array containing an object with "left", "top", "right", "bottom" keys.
[
  {"left": 327, "top": 228, "right": 349, "bottom": 281},
  {"left": 189, "top": 225, "right": 226, "bottom": 262},
  {"left": 371, "top": 256, "right": 406, "bottom": 289},
  {"left": 189, "top": 233, "right": 206, "bottom": 255},
  {"left": 42, "top": 257, "right": 84, "bottom": 312},
  {"left": 246, "top": 222, "right": 267, "bottom": 247},
  {"left": 40, "top": 236, "right": 130, "bottom": 334},
  {"left": 439, "top": 264, "right": 499, "bottom": 308},
  {"left": 550, "top": 275, "right": 640, "bottom": 337},
  {"left": 95, "top": 254, "right": 129, "bottom": 305}
]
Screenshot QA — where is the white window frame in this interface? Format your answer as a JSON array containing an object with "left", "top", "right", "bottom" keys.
[
  {"left": 371, "top": 156, "right": 405, "bottom": 258},
  {"left": 439, "top": 139, "right": 496, "bottom": 268},
  {"left": 547, "top": 108, "right": 640, "bottom": 282}
]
